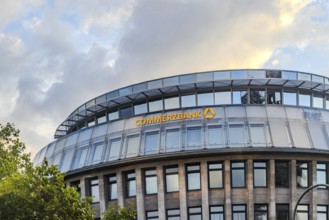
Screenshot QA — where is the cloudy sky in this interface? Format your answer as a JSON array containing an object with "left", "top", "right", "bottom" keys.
[{"left": 1, "top": 0, "right": 329, "bottom": 157}]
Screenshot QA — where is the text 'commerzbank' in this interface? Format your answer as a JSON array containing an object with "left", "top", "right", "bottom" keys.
[{"left": 135, "top": 108, "right": 215, "bottom": 126}]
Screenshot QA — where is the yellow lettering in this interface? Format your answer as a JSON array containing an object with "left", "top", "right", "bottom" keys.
[
  {"left": 184, "top": 112, "right": 189, "bottom": 119},
  {"left": 162, "top": 115, "right": 167, "bottom": 122},
  {"left": 195, "top": 111, "right": 201, "bottom": 118},
  {"left": 135, "top": 120, "right": 141, "bottom": 126},
  {"left": 178, "top": 113, "right": 182, "bottom": 120},
  {"left": 167, "top": 114, "right": 172, "bottom": 121}
]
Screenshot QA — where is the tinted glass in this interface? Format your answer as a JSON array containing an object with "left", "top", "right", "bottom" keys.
[
  {"left": 283, "top": 91, "right": 297, "bottom": 105},
  {"left": 208, "top": 126, "right": 226, "bottom": 147},
  {"left": 276, "top": 204, "right": 289, "bottom": 220},
  {"left": 250, "top": 90, "right": 265, "bottom": 104},
  {"left": 166, "top": 129, "right": 180, "bottom": 151},
  {"left": 233, "top": 91, "right": 247, "bottom": 104},
  {"left": 275, "top": 161, "right": 289, "bottom": 187},
  {"left": 166, "top": 173, "right": 179, "bottom": 192},
  {"left": 134, "top": 103, "right": 147, "bottom": 114},
  {"left": 108, "top": 139, "right": 121, "bottom": 160},
  {"left": 145, "top": 132, "right": 159, "bottom": 154},
  {"left": 197, "top": 93, "right": 214, "bottom": 106},
  {"left": 299, "top": 93, "right": 311, "bottom": 107},
  {"left": 215, "top": 91, "right": 231, "bottom": 105},
  {"left": 149, "top": 100, "right": 163, "bottom": 112},
  {"left": 181, "top": 94, "right": 196, "bottom": 108},
  {"left": 126, "top": 135, "right": 140, "bottom": 157},
  {"left": 146, "top": 175, "right": 157, "bottom": 194},
  {"left": 165, "top": 97, "right": 180, "bottom": 110},
  {"left": 187, "top": 127, "right": 202, "bottom": 148}
]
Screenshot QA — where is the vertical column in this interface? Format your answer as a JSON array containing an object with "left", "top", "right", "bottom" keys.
[
  {"left": 179, "top": 163, "right": 187, "bottom": 220},
  {"left": 201, "top": 161, "right": 209, "bottom": 219},
  {"left": 136, "top": 168, "right": 145, "bottom": 220},
  {"left": 311, "top": 161, "right": 317, "bottom": 220},
  {"left": 98, "top": 175, "right": 106, "bottom": 215},
  {"left": 80, "top": 177, "right": 87, "bottom": 198},
  {"left": 117, "top": 172, "right": 124, "bottom": 207},
  {"left": 247, "top": 159, "right": 254, "bottom": 220},
  {"left": 157, "top": 164, "right": 166, "bottom": 220},
  {"left": 269, "top": 160, "right": 276, "bottom": 220},
  {"left": 224, "top": 160, "right": 232, "bottom": 220},
  {"left": 290, "top": 160, "right": 297, "bottom": 220}
]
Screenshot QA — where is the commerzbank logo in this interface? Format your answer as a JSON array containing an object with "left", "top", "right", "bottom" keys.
[{"left": 135, "top": 107, "right": 216, "bottom": 126}]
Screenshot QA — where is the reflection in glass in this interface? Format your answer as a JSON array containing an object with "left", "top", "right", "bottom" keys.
[
  {"left": 145, "top": 169, "right": 157, "bottom": 194},
  {"left": 233, "top": 91, "right": 247, "bottom": 104},
  {"left": 108, "top": 111, "right": 119, "bottom": 120},
  {"left": 209, "top": 163, "right": 223, "bottom": 188},
  {"left": 188, "top": 207, "right": 202, "bottom": 220},
  {"left": 60, "top": 149, "right": 74, "bottom": 172},
  {"left": 120, "top": 106, "right": 133, "bottom": 118},
  {"left": 232, "top": 205, "right": 246, "bottom": 220},
  {"left": 231, "top": 70, "right": 248, "bottom": 78},
  {"left": 92, "top": 142, "right": 104, "bottom": 164},
  {"left": 254, "top": 204, "right": 268, "bottom": 220},
  {"left": 210, "top": 206, "right": 224, "bottom": 220},
  {"left": 73, "top": 147, "right": 88, "bottom": 169},
  {"left": 215, "top": 91, "right": 232, "bottom": 105},
  {"left": 253, "top": 162, "right": 267, "bottom": 187},
  {"left": 134, "top": 102, "right": 147, "bottom": 114},
  {"left": 165, "top": 167, "right": 179, "bottom": 192},
  {"left": 275, "top": 161, "right": 289, "bottom": 187},
  {"left": 250, "top": 90, "right": 265, "bottom": 104},
  {"left": 187, "top": 127, "right": 202, "bottom": 148},
  {"left": 317, "top": 163, "right": 327, "bottom": 185},
  {"left": 90, "top": 179, "right": 100, "bottom": 203},
  {"left": 283, "top": 91, "right": 297, "bottom": 105},
  {"left": 126, "top": 172, "right": 136, "bottom": 197},
  {"left": 299, "top": 93, "right": 311, "bottom": 107},
  {"left": 276, "top": 204, "right": 289, "bottom": 220},
  {"left": 165, "top": 97, "right": 180, "bottom": 109},
  {"left": 267, "top": 90, "right": 282, "bottom": 104},
  {"left": 313, "top": 94, "right": 324, "bottom": 108},
  {"left": 208, "top": 126, "right": 226, "bottom": 147},
  {"left": 297, "top": 162, "right": 308, "bottom": 187},
  {"left": 108, "top": 175, "right": 117, "bottom": 200},
  {"left": 197, "top": 93, "right": 214, "bottom": 106},
  {"left": 167, "top": 209, "right": 180, "bottom": 220},
  {"left": 250, "top": 124, "right": 267, "bottom": 146},
  {"left": 282, "top": 71, "right": 297, "bottom": 79},
  {"left": 108, "top": 138, "right": 121, "bottom": 161},
  {"left": 181, "top": 94, "right": 196, "bottom": 107},
  {"left": 317, "top": 205, "right": 327, "bottom": 220},
  {"left": 187, "top": 165, "right": 200, "bottom": 190},
  {"left": 229, "top": 124, "right": 246, "bottom": 147},
  {"left": 144, "top": 132, "right": 159, "bottom": 155},
  {"left": 166, "top": 129, "right": 180, "bottom": 152},
  {"left": 297, "top": 205, "right": 309, "bottom": 220}
]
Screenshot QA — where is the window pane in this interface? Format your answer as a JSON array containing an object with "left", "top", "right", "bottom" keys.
[
  {"left": 299, "top": 93, "right": 311, "bottom": 107},
  {"left": 188, "top": 173, "right": 200, "bottom": 190},
  {"left": 308, "top": 124, "right": 328, "bottom": 150},
  {"left": 233, "top": 91, "right": 247, "bottom": 104},
  {"left": 290, "top": 124, "right": 311, "bottom": 148},
  {"left": 120, "top": 106, "right": 133, "bottom": 118},
  {"left": 231, "top": 70, "right": 247, "bottom": 78},
  {"left": 208, "top": 126, "right": 226, "bottom": 147},
  {"left": 231, "top": 162, "right": 245, "bottom": 187},
  {"left": 187, "top": 127, "right": 202, "bottom": 148},
  {"left": 145, "top": 132, "right": 160, "bottom": 155},
  {"left": 165, "top": 97, "right": 180, "bottom": 110},
  {"left": 267, "top": 90, "right": 282, "bottom": 104},
  {"left": 126, "top": 135, "right": 140, "bottom": 157},
  {"left": 73, "top": 147, "right": 88, "bottom": 169},
  {"left": 283, "top": 91, "right": 297, "bottom": 105},
  {"left": 250, "top": 90, "right": 265, "bottom": 104},
  {"left": 209, "top": 169, "right": 223, "bottom": 188},
  {"left": 254, "top": 204, "right": 268, "bottom": 220},
  {"left": 182, "top": 94, "right": 196, "bottom": 108},
  {"left": 90, "top": 179, "right": 99, "bottom": 203},
  {"left": 250, "top": 124, "right": 269, "bottom": 147},
  {"left": 313, "top": 94, "right": 324, "bottom": 108},
  {"left": 275, "top": 161, "right": 289, "bottom": 187},
  {"left": 92, "top": 142, "right": 104, "bottom": 164},
  {"left": 134, "top": 103, "right": 147, "bottom": 114},
  {"left": 60, "top": 149, "right": 74, "bottom": 172},
  {"left": 126, "top": 173, "right": 136, "bottom": 197},
  {"left": 254, "top": 162, "right": 267, "bottom": 187},
  {"left": 297, "top": 162, "right": 309, "bottom": 187},
  {"left": 149, "top": 100, "right": 163, "bottom": 112},
  {"left": 166, "top": 173, "right": 179, "bottom": 192},
  {"left": 108, "top": 138, "right": 121, "bottom": 161},
  {"left": 229, "top": 124, "right": 246, "bottom": 147},
  {"left": 166, "top": 129, "right": 180, "bottom": 152},
  {"left": 215, "top": 91, "right": 232, "bottom": 105},
  {"left": 146, "top": 175, "right": 157, "bottom": 194},
  {"left": 108, "top": 111, "right": 119, "bottom": 120},
  {"left": 276, "top": 204, "right": 289, "bottom": 220},
  {"left": 282, "top": 71, "right": 297, "bottom": 79},
  {"left": 197, "top": 93, "right": 214, "bottom": 106}
]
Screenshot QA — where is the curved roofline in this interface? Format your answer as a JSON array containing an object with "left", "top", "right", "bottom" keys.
[{"left": 55, "top": 69, "right": 329, "bottom": 138}]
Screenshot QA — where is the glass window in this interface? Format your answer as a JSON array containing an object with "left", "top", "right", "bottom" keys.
[
  {"left": 91, "top": 142, "right": 104, "bottom": 164},
  {"left": 197, "top": 93, "right": 214, "bottom": 106},
  {"left": 146, "top": 210, "right": 159, "bottom": 220},
  {"left": 90, "top": 179, "right": 99, "bottom": 203},
  {"left": 266, "top": 70, "right": 281, "bottom": 78},
  {"left": 119, "top": 86, "right": 132, "bottom": 96},
  {"left": 215, "top": 91, "right": 232, "bottom": 105},
  {"left": 232, "top": 205, "right": 246, "bottom": 220},
  {"left": 317, "top": 163, "right": 327, "bottom": 186},
  {"left": 308, "top": 124, "right": 328, "bottom": 150},
  {"left": 208, "top": 126, "right": 226, "bottom": 148},
  {"left": 297, "top": 162, "right": 309, "bottom": 187},
  {"left": 299, "top": 93, "right": 311, "bottom": 107},
  {"left": 107, "top": 138, "right": 121, "bottom": 161},
  {"left": 208, "top": 163, "right": 223, "bottom": 188},
  {"left": 97, "top": 114, "right": 107, "bottom": 124},
  {"left": 250, "top": 90, "right": 265, "bottom": 104},
  {"left": 149, "top": 99, "right": 163, "bottom": 112},
  {"left": 275, "top": 161, "right": 289, "bottom": 188},
  {"left": 210, "top": 206, "right": 224, "bottom": 220},
  {"left": 182, "top": 94, "right": 196, "bottom": 108},
  {"left": 229, "top": 124, "right": 247, "bottom": 147},
  {"left": 108, "top": 111, "right": 119, "bottom": 121},
  {"left": 73, "top": 146, "right": 88, "bottom": 169},
  {"left": 126, "top": 172, "right": 136, "bottom": 197},
  {"left": 108, "top": 175, "right": 117, "bottom": 200},
  {"left": 148, "top": 80, "right": 162, "bottom": 89},
  {"left": 120, "top": 106, "right": 133, "bottom": 118},
  {"left": 134, "top": 102, "right": 148, "bottom": 115},
  {"left": 290, "top": 124, "right": 311, "bottom": 148},
  {"left": 214, "top": 71, "right": 230, "bottom": 80},
  {"left": 254, "top": 162, "right": 267, "bottom": 187},
  {"left": 166, "top": 129, "right": 180, "bottom": 152},
  {"left": 145, "top": 132, "right": 160, "bottom": 155},
  {"left": 187, "top": 127, "right": 202, "bottom": 149},
  {"left": 267, "top": 90, "right": 282, "bottom": 104},
  {"left": 197, "top": 72, "right": 213, "bottom": 82},
  {"left": 180, "top": 74, "right": 196, "bottom": 84},
  {"left": 233, "top": 91, "right": 248, "bottom": 104},
  {"left": 70, "top": 181, "right": 81, "bottom": 196},
  {"left": 133, "top": 82, "right": 147, "bottom": 93},
  {"left": 165, "top": 166, "right": 179, "bottom": 192},
  {"left": 231, "top": 162, "right": 245, "bottom": 188},
  {"left": 254, "top": 204, "right": 268, "bottom": 220},
  {"left": 60, "top": 149, "right": 74, "bottom": 172},
  {"left": 231, "top": 70, "right": 248, "bottom": 78},
  {"left": 269, "top": 122, "right": 292, "bottom": 147},
  {"left": 186, "top": 164, "right": 201, "bottom": 190},
  {"left": 145, "top": 169, "right": 157, "bottom": 195},
  {"left": 282, "top": 71, "right": 297, "bottom": 79},
  {"left": 313, "top": 75, "right": 324, "bottom": 83},
  {"left": 283, "top": 91, "right": 297, "bottom": 105},
  {"left": 125, "top": 135, "right": 140, "bottom": 157},
  {"left": 248, "top": 70, "right": 265, "bottom": 78},
  {"left": 165, "top": 97, "right": 180, "bottom": 110},
  {"left": 326, "top": 95, "right": 329, "bottom": 110},
  {"left": 167, "top": 209, "right": 180, "bottom": 220},
  {"left": 317, "top": 205, "right": 327, "bottom": 220},
  {"left": 297, "top": 205, "right": 309, "bottom": 220},
  {"left": 276, "top": 204, "right": 289, "bottom": 220},
  {"left": 188, "top": 207, "right": 202, "bottom": 220},
  {"left": 313, "top": 94, "right": 324, "bottom": 108},
  {"left": 163, "top": 77, "right": 179, "bottom": 87},
  {"left": 250, "top": 124, "right": 269, "bottom": 147},
  {"left": 298, "top": 72, "right": 311, "bottom": 81}
]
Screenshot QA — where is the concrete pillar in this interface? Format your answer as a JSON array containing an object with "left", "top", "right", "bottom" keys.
[
  {"left": 179, "top": 163, "right": 187, "bottom": 220},
  {"left": 247, "top": 159, "right": 254, "bottom": 220},
  {"left": 157, "top": 164, "right": 166, "bottom": 220},
  {"left": 136, "top": 168, "right": 145, "bottom": 220},
  {"left": 311, "top": 161, "right": 317, "bottom": 220},
  {"left": 224, "top": 160, "right": 232, "bottom": 220},
  {"left": 98, "top": 175, "right": 106, "bottom": 215},
  {"left": 269, "top": 160, "right": 276, "bottom": 220},
  {"left": 291, "top": 160, "right": 297, "bottom": 220},
  {"left": 201, "top": 161, "right": 209, "bottom": 219},
  {"left": 80, "top": 177, "right": 87, "bottom": 198},
  {"left": 117, "top": 172, "right": 124, "bottom": 207}
]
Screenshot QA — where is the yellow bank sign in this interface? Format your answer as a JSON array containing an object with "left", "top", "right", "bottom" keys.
[{"left": 135, "top": 108, "right": 216, "bottom": 127}]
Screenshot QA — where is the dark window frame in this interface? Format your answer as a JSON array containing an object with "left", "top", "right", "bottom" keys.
[
  {"left": 186, "top": 164, "right": 201, "bottom": 191},
  {"left": 125, "top": 171, "right": 136, "bottom": 198},
  {"left": 254, "top": 204, "right": 268, "bottom": 220},
  {"left": 210, "top": 205, "right": 224, "bottom": 220},
  {"left": 144, "top": 168, "right": 158, "bottom": 195},
  {"left": 231, "top": 161, "right": 246, "bottom": 188},
  {"left": 275, "top": 161, "right": 290, "bottom": 188},
  {"left": 165, "top": 165, "right": 179, "bottom": 193},
  {"left": 208, "top": 162, "right": 224, "bottom": 189},
  {"left": 107, "top": 174, "right": 117, "bottom": 201},
  {"left": 253, "top": 161, "right": 268, "bottom": 188}
]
